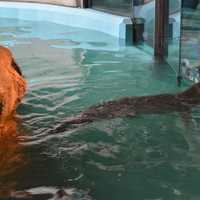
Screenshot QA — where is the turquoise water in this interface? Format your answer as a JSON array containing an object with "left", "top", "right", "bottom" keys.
[
  {"left": 1, "top": 18, "right": 200, "bottom": 200},
  {"left": 182, "top": 7, "right": 200, "bottom": 65}
]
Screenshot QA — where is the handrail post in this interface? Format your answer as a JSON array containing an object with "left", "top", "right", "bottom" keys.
[
  {"left": 154, "top": 0, "right": 169, "bottom": 61},
  {"left": 82, "top": 0, "right": 92, "bottom": 8}
]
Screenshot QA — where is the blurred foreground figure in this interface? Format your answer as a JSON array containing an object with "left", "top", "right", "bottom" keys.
[
  {"left": 0, "top": 45, "right": 27, "bottom": 125},
  {"left": 0, "top": 46, "right": 27, "bottom": 198},
  {"left": 0, "top": 118, "right": 28, "bottom": 198}
]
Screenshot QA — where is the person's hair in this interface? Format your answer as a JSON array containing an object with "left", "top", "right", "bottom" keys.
[{"left": 11, "top": 58, "right": 22, "bottom": 76}]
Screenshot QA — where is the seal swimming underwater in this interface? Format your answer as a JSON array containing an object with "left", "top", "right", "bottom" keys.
[{"left": 53, "top": 82, "right": 200, "bottom": 133}]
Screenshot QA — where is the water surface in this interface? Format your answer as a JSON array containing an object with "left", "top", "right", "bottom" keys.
[{"left": 0, "top": 18, "right": 200, "bottom": 200}]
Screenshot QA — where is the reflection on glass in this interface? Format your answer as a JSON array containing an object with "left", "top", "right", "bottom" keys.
[
  {"left": 166, "top": 0, "right": 181, "bottom": 75},
  {"left": 133, "top": 0, "right": 181, "bottom": 48},
  {"left": 180, "top": 1, "right": 200, "bottom": 82},
  {"left": 133, "top": 0, "right": 155, "bottom": 47}
]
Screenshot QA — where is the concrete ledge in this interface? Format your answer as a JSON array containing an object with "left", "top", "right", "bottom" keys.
[{"left": 0, "top": 1, "right": 132, "bottom": 39}]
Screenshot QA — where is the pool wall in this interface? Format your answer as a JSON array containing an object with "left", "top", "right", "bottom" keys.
[
  {"left": 0, "top": 1, "right": 132, "bottom": 40},
  {"left": 1, "top": 0, "right": 78, "bottom": 7}
]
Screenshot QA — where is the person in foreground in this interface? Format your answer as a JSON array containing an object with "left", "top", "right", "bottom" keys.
[
  {"left": 0, "top": 45, "right": 27, "bottom": 133},
  {"left": 0, "top": 46, "right": 28, "bottom": 198}
]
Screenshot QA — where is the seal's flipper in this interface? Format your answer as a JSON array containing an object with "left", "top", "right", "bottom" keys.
[
  {"left": 126, "top": 111, "right": 136, "bottom": 118},
  {"left": 179, "top": 111, "right": 192, "bottom": 128},
  {"left": 50, "top": 115, "right": 92, "bottom": 134}
]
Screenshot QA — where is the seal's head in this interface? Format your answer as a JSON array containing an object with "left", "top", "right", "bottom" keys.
[{"left": 0, "top": 46, "right": 27, "bottom": 121}]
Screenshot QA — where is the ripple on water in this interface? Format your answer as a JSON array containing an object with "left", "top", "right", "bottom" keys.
[{"left": 1, "top": 17, "right": 200, "bottom": 200}]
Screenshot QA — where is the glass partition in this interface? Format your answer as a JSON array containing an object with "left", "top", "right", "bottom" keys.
[
  {"left": 91, "top": 0, "right": 182, "bottom": 52},
  {"left": 180, "top": 0, "right": 200, "bottom": 82},
  {"left": 92, "top": 0, "right": 156, "bottom": 47},
  {"left": 167, "top": 0, "right": 182, "bottom": 74},
  {"left": 91, "top": 0, "right": 200, "bottom": 84},
  {"left": 133, "top": 0, "right": 181, "bottom": 49},
  {"left": 133, "top": 0, "right": 155, "bottom": 48}
]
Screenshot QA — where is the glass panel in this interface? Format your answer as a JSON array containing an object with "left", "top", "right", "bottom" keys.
[
  {"left": 133, "top": 0, "right": 155, "bottom": 49},
  {"left": 133, "top": 0, "right": 181, "bottom": 49},
  {"left": 92, "top": 0, "right": 132, "bottom": 16},
  {"left": 180, "top": 0, "right": 200, "bottom": 82},
  {"left": 167, "top": 0, "right": 182, "bottom": 75}
]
